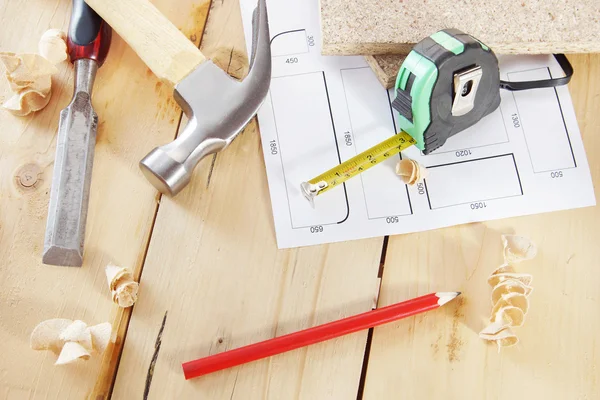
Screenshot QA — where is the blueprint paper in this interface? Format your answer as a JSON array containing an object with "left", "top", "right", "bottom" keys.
[{"left": 240, "top": 0, "right": 596, "bottom": 248}]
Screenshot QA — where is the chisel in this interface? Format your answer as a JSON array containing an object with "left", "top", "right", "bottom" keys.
[{"left": 43, "top": 0, "right": 111, "bottom": 266}]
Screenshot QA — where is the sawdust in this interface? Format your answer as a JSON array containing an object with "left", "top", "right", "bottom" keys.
[
  {"left": 447, "top": 296, "right": 465, "bottom": 362},
  {"left": 431, "top": 332, "right": 442, "bottom": 358},
  {"left": 157, "top": 96, "right": 180, "bottom": 121}
]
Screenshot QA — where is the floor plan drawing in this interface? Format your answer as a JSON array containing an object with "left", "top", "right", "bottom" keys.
[{"left": 240, "top": 0, "right": 596, "bottom": 248}]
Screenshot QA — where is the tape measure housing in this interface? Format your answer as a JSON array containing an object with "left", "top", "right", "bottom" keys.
[{"left": 392, "top": 29, "right": 501, "bottom": 154}]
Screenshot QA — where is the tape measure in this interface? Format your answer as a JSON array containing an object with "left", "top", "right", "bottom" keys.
[
  {"left": 301, "top": 29, "right": 573, "bottom": 203},
  {"left": 300, "top": 131, "right": 416, "bottom": 200}
]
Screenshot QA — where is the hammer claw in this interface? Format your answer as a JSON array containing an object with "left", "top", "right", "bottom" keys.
[{"left": 139, "top": 0, "right": 271, "bottom": 196}]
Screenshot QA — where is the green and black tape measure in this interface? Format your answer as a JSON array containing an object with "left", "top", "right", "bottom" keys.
[
  {"left": 301, "top": 28, "right": 573, "bottom": 202},
  {"left": 392, "top": 28, "right": 501, "bottom": 154}
]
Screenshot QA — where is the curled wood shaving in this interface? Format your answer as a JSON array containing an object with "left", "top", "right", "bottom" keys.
[
  {"left": 29, "top": 318, "right": 72, "bottom": 354},
  {"left": 491, "top": 292, "right": 529, "bottom": 316},
  {"left": 55, "top": 341, "right": 90, "bottom": 365},
  {"left": 59, "top": 320, "right": 92, "bottom": 351},
  {"left": 396, "top": 158, "right": 428, "bottom": 185},
  {"left": 0, "top": 52, "right": 57, "bottom": 116},
  {"left": 2, "top": 89, "right": 51, "bottom": 116},
  {"left": 479, "top": 236, "right": 536, "bottom": 350},
  {"left": 30, "top": 319, "right": 112, "bottom": 365},
  {"left": 89, "top": 322, "right": 112, "bottom": 354},
  {"left": 493, "top": 306, "right": 525, "bottom": 327},
  {"left": 502, "top": 235, "right": 538, "bottom": 263},
  {"left": 105, "top": 264, "right": 139, "bottom": 308},
  {"left": 38, "top": 29, "right": 68, "bottom": 64},
  {"left": 491, "top": 278, "right": 533, "bottom": 305}
]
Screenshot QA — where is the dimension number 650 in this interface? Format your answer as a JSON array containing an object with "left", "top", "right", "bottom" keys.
[{"left": 310, "top": 225, "right": 323, "bottom": 233}]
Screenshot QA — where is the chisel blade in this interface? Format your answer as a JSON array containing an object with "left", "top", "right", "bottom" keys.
[{"left": 43, "top": 60, "right": 98, "bottom": 267}]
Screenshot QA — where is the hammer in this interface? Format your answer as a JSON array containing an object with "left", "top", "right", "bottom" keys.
[{"left": 85, "top": 0, "right": 271, "bottom": 196}]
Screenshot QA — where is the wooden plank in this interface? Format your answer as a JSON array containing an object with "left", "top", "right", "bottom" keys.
[
  {"left": 320, "top": 0, "right": 600, "bottom": 55},
  {"left": 364, "top": 55, "right": 404, "bottom": 89},
  {"left": 362, "top": 54, "right": 600, "bottom": 399},
  {"left": 86, "top": 0, "right": 206, "bottom": 85},
  {"left": 111, "top": 0, "right": 384, "bottom": 398},
  {"left": 0, "top": 0, "right": 210, "bottom": 398}
]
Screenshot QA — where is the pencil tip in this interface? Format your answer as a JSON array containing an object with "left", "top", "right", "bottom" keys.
[{"left": 435, "top": 291, "right": 462, "bottom": 306}]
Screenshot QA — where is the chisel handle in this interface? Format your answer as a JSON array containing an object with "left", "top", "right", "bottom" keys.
[
  {"left": 84, "top": 0, "right": 206, "bottom": 85},
  {"left": 68, "top": 0, "right": 112, "bottom": 66}
]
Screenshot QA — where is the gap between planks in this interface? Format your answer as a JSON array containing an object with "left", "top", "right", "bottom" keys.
[
  {"left": 356, "top": 235, "right": 389, "bottom": 399},
  {"left": 90, "top": 2, "right": 214, "bottom": 397}
]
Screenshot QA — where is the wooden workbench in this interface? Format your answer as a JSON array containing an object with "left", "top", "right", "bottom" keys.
[{"left": 0, "top": 0, "right": 598, "bottom": 399}]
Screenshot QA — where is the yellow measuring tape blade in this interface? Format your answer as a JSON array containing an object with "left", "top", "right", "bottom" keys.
[{"left": 301, "top": 131, "right": 417, "bottom": 201}]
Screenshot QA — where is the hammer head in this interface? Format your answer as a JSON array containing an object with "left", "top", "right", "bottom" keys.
[{"left": 139, "top": 0, "right": 271, "bottom": 196}]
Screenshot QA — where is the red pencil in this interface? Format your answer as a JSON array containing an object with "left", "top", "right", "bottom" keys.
[{"left": 182, "top": 291, "right": 460, "bottom": 380}]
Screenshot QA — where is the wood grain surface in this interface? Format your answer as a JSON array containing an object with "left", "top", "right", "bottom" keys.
[
  {"left": 361, "top": 54, "right": 600, "bottom": 400},
  {"left": 0, "top": 0, "right": 210, "bottom": 398},
  {"left": 0, "top": 0, "right": 598, "bottom": 399},
  {"left": 110, "top": 1, "right": 382, "bottom": 398}
]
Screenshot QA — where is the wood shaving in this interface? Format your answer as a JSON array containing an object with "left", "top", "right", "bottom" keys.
[
  {"left": 490, "top": 292, "right": 529, "bottom": 316},
  {"left": 487, "top": 267, "right": 533, "bottom": 287},
  {"left": 38, "top": 29, "right": 68, "bottom": 64},
  {"left": 396, "top": 158, "right": 428, "bottom": 185},
  {"left": 0, "top": 52, "right": 57, "bottom": 116},
  {"left": 59, "top": 320, "right": 93, "bottom": 351},
  {"left": 55, "top": 341, "right": 91, "bottom": 365},
  {"left": 89, "top": 322, "right": 112, "bottom": 354},
  {"left": 29, "top": 318, "right": 72, "bottom": 354},
  {"left": 493, "top": 305, "right": 525, "bottom": 327},
  {"left": 502, "top": 234, "right": 538, "bottom": 263},
  {"left": 105, "top": 264, "right": 139, "bottom": 308},
  {"left": 30, "top": 319, "right": 112, "bottom": 365},
  {"left": 479, "top": 321, "right": 509, "bottom": 337},
  {"left": 479, "top": 236, "right": 536, "bottom": 350},
  {"left": 2, "top": 89, "right": 51, "bottom": 116},
  {"left": 491, "top": 278, "right": 533, "bottom": 305}
]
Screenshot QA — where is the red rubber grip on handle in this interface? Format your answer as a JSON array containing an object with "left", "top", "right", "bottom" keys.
[{"left": 67, "top": 21, "right": 112, "bottom": 67}]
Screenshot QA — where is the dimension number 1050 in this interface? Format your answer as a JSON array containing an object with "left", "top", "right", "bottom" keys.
[{"left": 470, "top": 202, "right": 487, "bottom": 210}]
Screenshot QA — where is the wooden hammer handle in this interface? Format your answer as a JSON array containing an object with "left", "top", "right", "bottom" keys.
[{"left": 85, "top": 0, "right": 205, "bottom": 85}]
